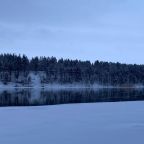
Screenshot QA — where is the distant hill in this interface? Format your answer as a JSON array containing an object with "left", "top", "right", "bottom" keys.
[{"left": 0, "top": 53, "right": 144, "bottom": 87}]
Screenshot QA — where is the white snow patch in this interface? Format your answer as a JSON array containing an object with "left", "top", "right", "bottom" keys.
[{"left": 29, "top": 72, "right": 41, "bottom": 88}]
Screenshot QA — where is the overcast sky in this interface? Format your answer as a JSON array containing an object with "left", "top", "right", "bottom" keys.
[{"left": 0, "top": 0, "right": 144, "bottom": 64}]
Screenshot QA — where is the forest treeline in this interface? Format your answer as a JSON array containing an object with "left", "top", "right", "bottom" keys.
[{"left": 0, "top": 53, "right": 144, "bottom": 86}]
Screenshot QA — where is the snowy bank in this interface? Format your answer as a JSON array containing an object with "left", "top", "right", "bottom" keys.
[{"left": 0, "top": 102, "right": 144, "bottom": 144}]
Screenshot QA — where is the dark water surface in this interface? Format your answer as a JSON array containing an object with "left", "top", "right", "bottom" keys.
[{"left": 0, "top": 88, "right": 144, "bottom": 106}]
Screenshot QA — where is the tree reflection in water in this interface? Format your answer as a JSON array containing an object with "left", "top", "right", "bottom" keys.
[{"left": 0, "top": 88, "right": 144, "bottom": 106}]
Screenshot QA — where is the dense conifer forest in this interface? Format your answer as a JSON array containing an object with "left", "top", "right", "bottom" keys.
[{"left": 0, "top": 53, "right": 144, "bottom": 86}]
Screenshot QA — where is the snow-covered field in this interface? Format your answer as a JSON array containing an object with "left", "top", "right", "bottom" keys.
[{"left": 0, "top": 102, "right": 144, "bottom": 144}]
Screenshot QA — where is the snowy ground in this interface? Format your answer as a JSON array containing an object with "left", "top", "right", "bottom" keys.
[{"left": 0, "top": 102, "right": 144, "bottom": 144}]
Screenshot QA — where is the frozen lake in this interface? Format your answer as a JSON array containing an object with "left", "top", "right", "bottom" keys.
[
  {"left": 0, "top": 88, "right": 144, "bottom": 144},
  {"left": 0, "top": 101, "right": 144, "bottom": 144}
]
